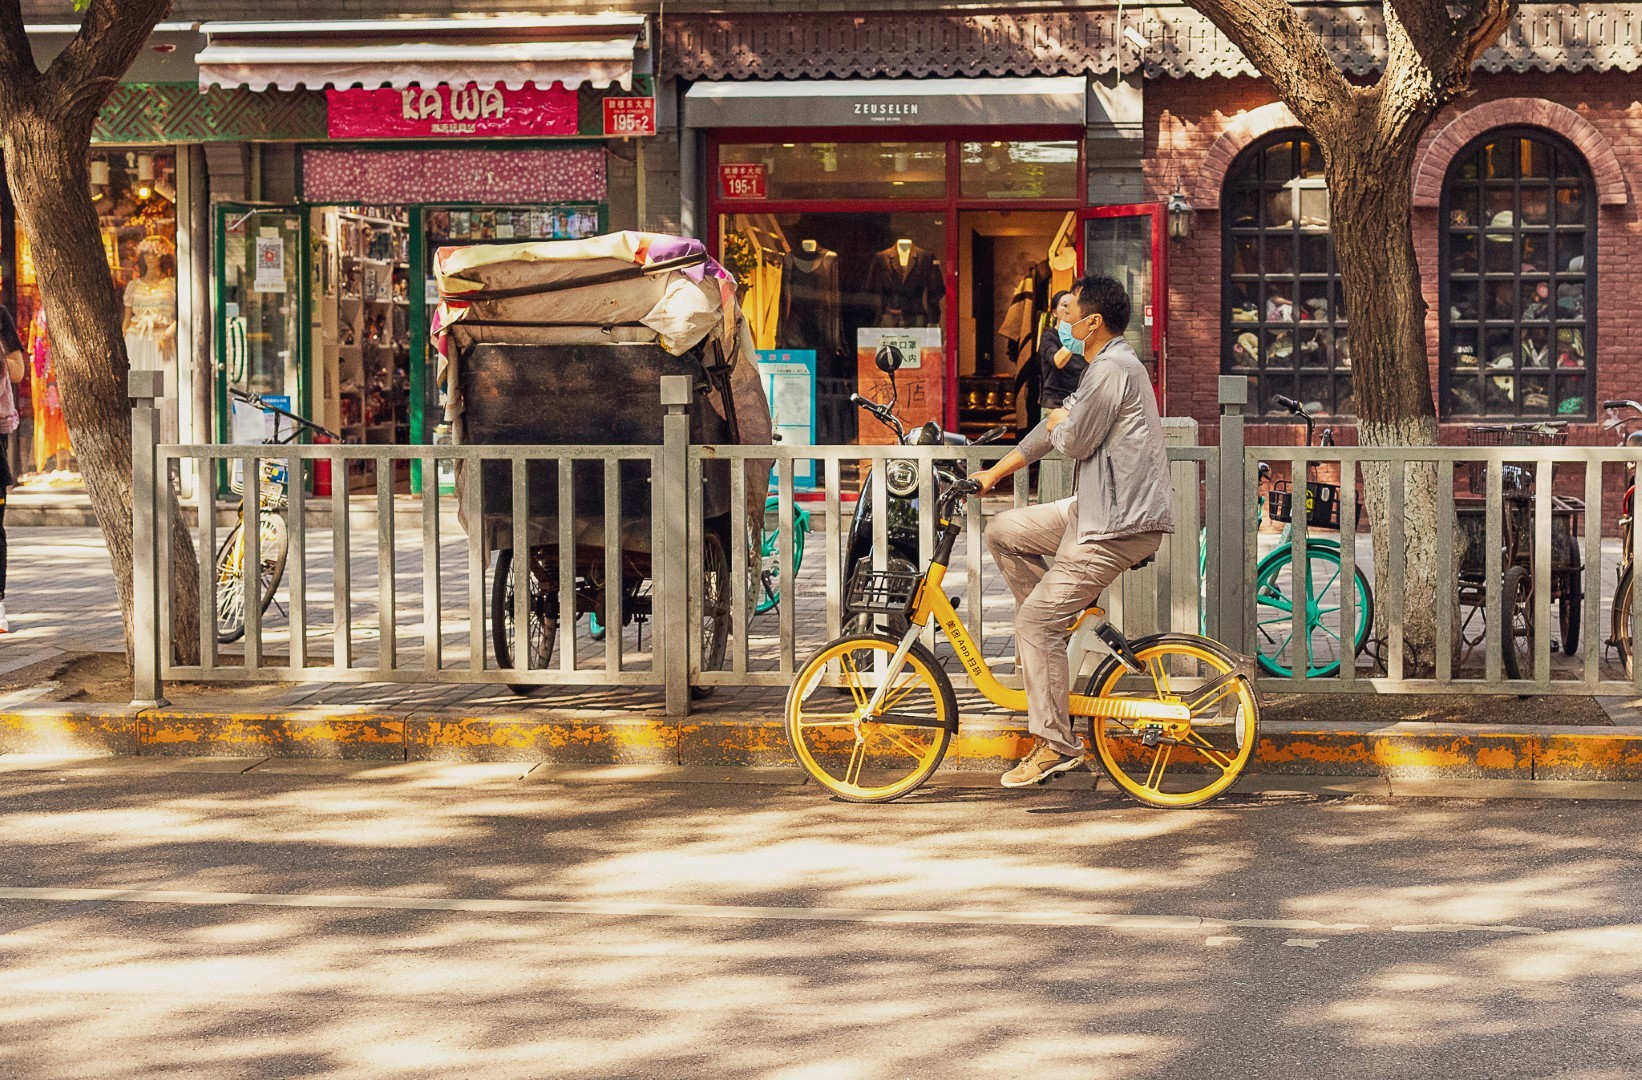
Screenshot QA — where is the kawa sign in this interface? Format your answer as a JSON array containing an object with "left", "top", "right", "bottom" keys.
[{"left": 327, "top": 83, "right": 578, "bottom": 139}]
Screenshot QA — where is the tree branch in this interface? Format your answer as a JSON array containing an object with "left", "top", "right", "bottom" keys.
[
  {"left": 1384, "top": 0, "right": 1519, "bottom": 91},
  {"left": 1182, "top": 0, "right": 1356, "bottom": 131},
  {"left": 0, "top": 0, "right": 38, "bottom": 111},
  {"left": 39, "top": 0, "right": 171, "bottom": 125}
]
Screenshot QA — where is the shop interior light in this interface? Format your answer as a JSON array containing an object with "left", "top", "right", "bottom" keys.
[
  {"left": 89, "top": 158, "right": 109, "bottom": 187},
  {"left": 137, "top": 154, "right": 155, "bottom": 181},
  {"left": 1166, "top": 180, "right": 1196, "bottom": 240},
  {"left": 137, "top": 185, "right": 153, "bottom": 200}
]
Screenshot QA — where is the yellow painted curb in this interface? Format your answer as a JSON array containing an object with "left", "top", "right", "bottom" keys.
[{"left": 1, "top": 704, "right": 1641, "bottom": 778}]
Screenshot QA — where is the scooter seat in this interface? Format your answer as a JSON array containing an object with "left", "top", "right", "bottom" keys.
[{"left": 1129, "top": 554, "right": 1156, "bottom": 571}]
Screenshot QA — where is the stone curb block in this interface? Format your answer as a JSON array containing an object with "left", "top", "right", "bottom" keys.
[{"left": 5, "top": 703, "right": 1642, "bottom": 779}]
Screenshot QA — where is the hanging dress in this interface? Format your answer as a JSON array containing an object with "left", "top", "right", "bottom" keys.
[{"left": 28, "top": 307, "right": 72, "bottom": 471}]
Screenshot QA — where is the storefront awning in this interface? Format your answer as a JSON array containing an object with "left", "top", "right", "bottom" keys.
[
  {"left": 684, "top": 77, "right": 1087, "bottom": 128},
  {"left": 198, "top": 14, "right": 645, "bottom": 92}
]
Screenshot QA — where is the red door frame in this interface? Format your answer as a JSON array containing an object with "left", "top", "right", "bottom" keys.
[
  {"left": 705, "top": 127, "right": 1086, "bottom": 433},
  {"left": 1079, "top": 204, "right": 1169, "bottom": 412}
]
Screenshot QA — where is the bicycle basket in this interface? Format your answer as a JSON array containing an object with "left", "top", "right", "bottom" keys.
[
  {"left": 1465, "top": 422, "right": 1566, "bottom": 495},
  {"left": 1267, "top": 480, "right": 1346, "bottom": 529},
  {"left": 845, "top": 570, "right": 923, "bottom": 617},
  {"left": 228, "top": 459, "right": 291, "bottom": 509}
]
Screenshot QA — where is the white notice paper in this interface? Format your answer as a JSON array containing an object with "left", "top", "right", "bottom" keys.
[{"left": 253, "top": 236, "right": 286, "bottom": 294}]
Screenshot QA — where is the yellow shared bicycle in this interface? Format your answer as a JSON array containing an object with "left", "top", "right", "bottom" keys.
[{"left": 784, "top": 477, "right": 1260, "bottom": 807}]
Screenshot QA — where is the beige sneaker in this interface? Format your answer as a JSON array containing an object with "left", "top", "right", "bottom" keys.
[{"left": 1000, "top": 740, "right": 1086, "bottom": 788}]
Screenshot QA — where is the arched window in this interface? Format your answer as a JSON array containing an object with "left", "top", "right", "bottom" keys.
[
  {"left": 1222, "top": 131, "right": 1352, "bottom": 416},
  {"left": 1440, "top": 129, "right": 1596, "bottom": 418}
]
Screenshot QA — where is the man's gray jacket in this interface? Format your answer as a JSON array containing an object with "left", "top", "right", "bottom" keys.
[{"left": 1015, "top": 336, "right": 1174, "bottom": 542}]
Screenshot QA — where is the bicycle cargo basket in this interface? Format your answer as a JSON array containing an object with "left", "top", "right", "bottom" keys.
[
  {"left": 845, "top": 570, "right": 923, "bottom": 617},
  {"left": 1267, "top": 480, "right": 1345, "bottom": 529},
  {"left": 228, "top": 459, "right": 291, "bottom": 507},
  {"left": 1464, "top": 422, "right": 1567, "bottom": 495}
]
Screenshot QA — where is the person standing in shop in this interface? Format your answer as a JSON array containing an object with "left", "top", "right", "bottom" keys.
[
  {"left": 1039, "top": 289, "right": 1089, "bottom": 410},
  {"left": 0, "top": 303, "right": 25, "bottom": 632}
]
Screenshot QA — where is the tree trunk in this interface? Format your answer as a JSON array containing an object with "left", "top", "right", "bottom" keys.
[
  {"left": 2, "top": 110, "right": 200, "bottom": 666},
  {"left": 1322, "top": 111, "right": 1441, "bottom": 673}
]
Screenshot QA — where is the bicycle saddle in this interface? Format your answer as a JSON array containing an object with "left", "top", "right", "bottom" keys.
[{"left": 1069, "top": 605, "right": 1106, "bottom": 633}]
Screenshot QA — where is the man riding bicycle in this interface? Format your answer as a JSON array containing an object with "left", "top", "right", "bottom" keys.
[{"left": 969, "top": 275, "right": 1174, "bottom": 788}]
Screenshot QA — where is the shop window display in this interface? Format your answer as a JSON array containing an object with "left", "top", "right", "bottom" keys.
[
  {"left": 717, "top": 142, "right": 946, "bottom": 201},
  {"left": 959, "top": 141, "right": 1079, "bottom": 200},
  {"left": 14, "top": 148, "right": 177, "bottom": 481},
  {"left": 721, "top": 212, "right": 946, "bottom": 443},
  {"left": 1222, "top": 132, "right": 1353, "bottom": 416},
  {"left": 1439, "top": 129, "right": 1595, "bottom": 418}
]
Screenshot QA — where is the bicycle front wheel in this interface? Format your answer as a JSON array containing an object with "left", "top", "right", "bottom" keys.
[
  {"left": 1087, "top": 634, "right": 1259, "bottom": 809},
  {"left": 214, "top": 516, "right": 288, "bottom": 644},
  {"left": 1254, "top": 542, "right": 1373, "bottom": 678},
  {"left": 786, "top": 632, "right": 955, "bottom": 803}
]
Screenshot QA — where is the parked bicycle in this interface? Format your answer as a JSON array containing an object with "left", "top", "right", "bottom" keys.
[
  {"left": 1208, "top": 395, "right": 1374, "bottom": 678},
  {"left": 1455, "top": 421, "right": 1583, "bottom": 679},
  {"left": 785, "top": 475, "right": 1260, "bottom": 808},
  {"left": 1603, "top": 400, "right": 1642, "bottom": 676},
  {"left": 216, "top": 388, "right": 341, "bottom": 644}
]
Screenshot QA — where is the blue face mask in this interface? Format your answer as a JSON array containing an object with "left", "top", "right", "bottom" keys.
[{"left": 1057, "top": 321, "right": 1086, "bottom": 356}]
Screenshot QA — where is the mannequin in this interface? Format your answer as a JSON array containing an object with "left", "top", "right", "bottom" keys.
[
  {"left": 866, "top": 240, "right": 944, "bottom": 327},
  {"left": 778, "top": 241, "right": 843, "bottom": 358},
  {"left": 124, "top": 235, "right": 178, "bottom": 373}
]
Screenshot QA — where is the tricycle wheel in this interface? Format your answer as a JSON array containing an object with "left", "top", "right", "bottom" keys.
[
  {"left": 1501, "top": 565, "right": 1534, "bottom": 681},
  {"left": 692, "top": 530, "right": 732, "bottom": 700},
  {"left": 491, "top": 547, "right": 559, "bottom": 695},
  {"left": 1558, "top": 574, "right": 1582, "bottom": 656}
]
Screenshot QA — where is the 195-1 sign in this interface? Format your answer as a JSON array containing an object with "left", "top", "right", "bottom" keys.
[{"left": 719, "top": 163, "right": 767, "bottom": 199}]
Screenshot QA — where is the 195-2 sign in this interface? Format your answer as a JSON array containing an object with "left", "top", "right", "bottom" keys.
[{"left": 602, "top": 97, "right": 656, "bottom": 137}]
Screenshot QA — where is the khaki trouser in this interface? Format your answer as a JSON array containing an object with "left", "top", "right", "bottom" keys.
[{"left": 984, "top": 497, "right": 1165, "bottom": 757}]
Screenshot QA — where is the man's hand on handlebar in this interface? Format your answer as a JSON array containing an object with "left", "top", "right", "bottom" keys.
[{"left": 968, "top": 467, "right": 999, "bottom": 495}]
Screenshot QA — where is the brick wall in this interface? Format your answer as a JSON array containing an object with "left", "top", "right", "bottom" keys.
[{"left": 1148, "top": 70, "right": 1641, "bottom": 450}]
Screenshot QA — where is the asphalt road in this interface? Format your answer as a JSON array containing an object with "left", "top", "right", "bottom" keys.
[{"left": 2, "top": 758, "right": 1641, "bottom": 1080}]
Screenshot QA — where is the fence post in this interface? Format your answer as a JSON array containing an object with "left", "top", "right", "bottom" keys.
[
  {"left": 1213, "top": 375, "right": 1250, "bottom": 654},
  {"left": 660, "top": 375, "right": 693, "bottom": 717},
  {"left": 130, "top": 369, "right": 168, "bottom": 708}
]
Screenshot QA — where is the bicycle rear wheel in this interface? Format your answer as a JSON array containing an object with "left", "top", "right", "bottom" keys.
[
  {"left": 1085, "top": 634, "right": 1259, "bottom": 808},
  {"left": 786, "top": 632, "right": 955, "bottom": 802}
]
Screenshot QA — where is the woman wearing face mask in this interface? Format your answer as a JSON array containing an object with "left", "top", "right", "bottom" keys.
[{"left": 1039, "top": 290, "right": 1089, "bottom": 411}]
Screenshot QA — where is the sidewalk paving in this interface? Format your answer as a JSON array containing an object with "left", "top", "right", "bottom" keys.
[{"left": 10, "top": 524, "right": 1642, "bottom": 777}]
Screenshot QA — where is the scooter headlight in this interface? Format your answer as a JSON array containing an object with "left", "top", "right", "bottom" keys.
[{"left": 884, "top": 459, "right": 919, "bottom": 497}]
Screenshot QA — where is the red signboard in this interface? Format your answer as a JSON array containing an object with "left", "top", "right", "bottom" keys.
[
  {"left": 719, "top": 163, "right": 767, "bottom": 200},
  {"left": 327, "top": 83, "right": 578, "bottom": 140},
  {"left": 602, "top": 96, "right": 656, "bottom": 137}
]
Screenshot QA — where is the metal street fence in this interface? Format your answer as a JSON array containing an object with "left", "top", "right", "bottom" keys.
[{"left": 129, "top": 373, "right": 1642, "bottom": 711}]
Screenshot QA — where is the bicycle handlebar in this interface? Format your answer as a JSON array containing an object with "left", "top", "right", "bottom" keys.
[
  {"left": 850, "top": 392, "right": 905, "bottom": 440},
  {"left": 1604, "top": 399, "right": 1642, "bottom": 413},
  {"left": 938, "top": 477, "right": 982, "bottom": 521},
  {"left": 230, "top": 387, "right": 343, "bottom": 442}
]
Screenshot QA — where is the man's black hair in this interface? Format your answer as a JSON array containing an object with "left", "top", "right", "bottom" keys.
[{"left": 1073, "top": 274, "right": 1132, "bottom": 334}]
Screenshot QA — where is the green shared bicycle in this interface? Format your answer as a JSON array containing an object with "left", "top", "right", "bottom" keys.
[{"left": 1204, "top": 395, "right": 1375, "bottom": 679}]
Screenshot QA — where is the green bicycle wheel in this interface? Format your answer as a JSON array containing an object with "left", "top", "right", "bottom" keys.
[
  {"left": 1254, "top": 542, "right": 1374, "bottom": 678},
  {"left": 756, "top": 500, "right": 808, "bottom": 616}
]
